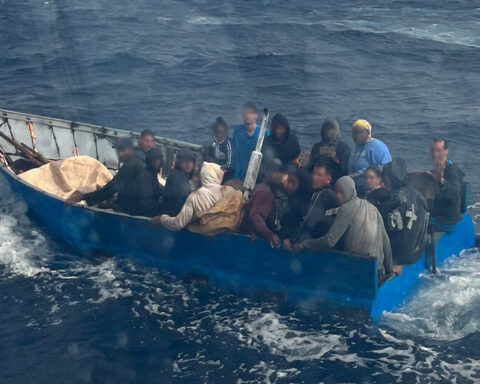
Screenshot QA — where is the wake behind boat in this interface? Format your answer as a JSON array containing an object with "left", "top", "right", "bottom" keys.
[{"left": 0, "top": 108, "right": 475, "bottom": 318}]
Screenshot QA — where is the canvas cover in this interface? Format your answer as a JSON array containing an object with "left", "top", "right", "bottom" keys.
[
  {"left": 18, "top": 156, "right": 113, "bottom": 199},
  {"left": 187, "top": 190, "right": 246, "bottom": 236}
]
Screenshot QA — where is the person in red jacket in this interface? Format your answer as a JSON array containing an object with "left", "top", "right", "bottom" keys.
[{"left": 242, "top": 160, "right": 285, "bottom": 248}]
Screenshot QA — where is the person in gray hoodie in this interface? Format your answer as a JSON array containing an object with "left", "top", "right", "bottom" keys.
[{"left": 293, "top": 176, "right": 393, "bottom": 277}]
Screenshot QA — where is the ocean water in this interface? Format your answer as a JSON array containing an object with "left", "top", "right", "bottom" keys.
[{"left": 0, "top": 0, "right": 479, "bottom": 383}]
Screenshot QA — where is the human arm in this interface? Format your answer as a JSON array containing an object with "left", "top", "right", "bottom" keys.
[
  {"left": 302, "top": 208, "right": 350, "bottom": 251},
  {"left": 248, "top": 189, "right": 276, "bottom": 240},
  {"left": 154, "top": 195, "right": 195, "bottom": 231},
  {"left": 381, "top": 219, "right": 394, "bottom": 274}
]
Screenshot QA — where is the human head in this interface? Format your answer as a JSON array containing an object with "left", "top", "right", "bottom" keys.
[
  {"left": 382, "top": 158, "right": 407, "bottom": 191},
  {"left": 271, "top": 113, "right": 290, "bottom": 143},
  {"left": 352, "top": 119, "right": 371, "bottom": 145},
  {"left": 115, "top": 138, "right": 135, "bottom": 163},
  {"left": 311, "top": 162, "right": 332, "bottom": 190},
  {"left": 264, "top": 159, "right": 285, "bottom": 186},
  {"left": 146, "top": 147, "right": 163, "bottom": 173},
  {"left": 242, "top": 102, "right": 258, "bottom": 126},
  {"left": 176, "top": 149, "right": 196, "bottom": 174},
  {"left": 285, "top": 168, "right": 310, "bottom": 197},
  {"left": 200, "top": 162, "right": 224, "bottom": 186},
  {"left": 321, "top": 118, "right": 340, "bottom": 144},
  {"left": 364, "top": 166, "right": 382, "bottom": 192},
  {"left": 430, "top": 138, "right": 448, "bottom": 164},
  {"left": 138, "top": 129, "right": 155, "bottom": 152},
  {"left": 213, "top": 117, "right": 228, "bottom": 142},
  {"left": 335, "top": 176, "right": 357, "bottom": 205}
]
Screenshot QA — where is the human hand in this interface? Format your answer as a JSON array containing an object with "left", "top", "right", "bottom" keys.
[
  {"left": 292, "top": 242, "right": 305, "bottom": 253},
  {"left": 267, "top": 233, "right": 281, "bottom": 249},
  {"left": 150, "top": 215, "right": 164, "bottom": 226},
  {"left": 283, "top": 239, "right": 293, "bottom": 252},
  {"left": 64, "top": 193, "right": 83, "bottom": 206},
  {"left": 433, "top": 160, "right": 446, "bottom": 183}
]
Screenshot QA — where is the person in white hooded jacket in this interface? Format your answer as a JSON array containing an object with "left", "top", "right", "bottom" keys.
[{"left": 151, "top": 162, "right": 234, "bottom": 231}]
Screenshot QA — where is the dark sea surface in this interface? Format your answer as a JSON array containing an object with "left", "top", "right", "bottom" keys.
[{"left": 0, "top": 0, "right": 479, "bottom": 383}]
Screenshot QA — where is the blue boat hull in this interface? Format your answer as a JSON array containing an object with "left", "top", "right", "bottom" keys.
[{"left": 1, "top": 166, "right": 475, "bottom": 318}]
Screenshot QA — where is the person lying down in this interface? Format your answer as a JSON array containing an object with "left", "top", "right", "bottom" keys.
[{"left": 151, "top": 162, "right": 235, "bottom": 231}]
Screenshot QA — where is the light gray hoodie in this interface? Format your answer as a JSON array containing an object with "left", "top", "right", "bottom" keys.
[{"left": 303, "top": 176, "right": 393, "bottom": 273}]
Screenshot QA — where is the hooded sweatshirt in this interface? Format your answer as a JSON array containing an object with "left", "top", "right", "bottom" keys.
[
  {"left": 303, "top": 176, "right": 393, "bottom": 273},
  {"left": 159, "top": 162, "right": 235, "bottom": 231},
  {"left": 262, "top": 114, "right": 301, "bottom": 168},
  {"left": 310, "top": 120, "right": 351, "bottom": 179},
  {"left": 381, "top": 159, "right": 430, "bottom": 265}
]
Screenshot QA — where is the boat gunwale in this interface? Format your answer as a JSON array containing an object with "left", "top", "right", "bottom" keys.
[{"left": 0, "top": 108, "right": 203, "bottom": 153}]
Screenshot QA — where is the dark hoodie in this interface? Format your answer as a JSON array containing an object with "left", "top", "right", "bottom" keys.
[
  {"left": 160, "top": 150, "right": 194, "bottom": 216},
  {"left": 262, "top": 114, "right": 301, "bottom": 168},
  {"left": 381, "top": 158, "right": 430, "bottom": 265},
  {"left": 310, "top": 118, "right": 350, "bottom": 180}
]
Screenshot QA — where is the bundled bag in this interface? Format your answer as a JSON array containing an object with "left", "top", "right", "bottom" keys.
[
  {"left": 18, "top": 156, "right": 113, "bottom": 199},
  {"left": 188, "top": 190, "right": 246, "bottom": 236}
]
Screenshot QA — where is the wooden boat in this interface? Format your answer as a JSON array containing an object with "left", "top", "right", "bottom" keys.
[{"left": 0, "top": 108, "right": 475, "bottom": 319}]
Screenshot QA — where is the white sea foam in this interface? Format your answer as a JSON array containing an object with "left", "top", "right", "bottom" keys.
[{"left": 382, "top": 248, "right": 480, "bottom": 341}]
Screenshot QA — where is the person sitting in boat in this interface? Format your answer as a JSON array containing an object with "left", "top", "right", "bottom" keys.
[
  {"left": 262, "top": 113, "right": 300, "bottom": 169},
  {"left": 293, "top": 176, "right": 394, "bottom": 278},
  {"left": 381, "top": 158, "right": 429, "bottom": 270},
  {"left": 347, "top": 119, "right": 392, "bottom": 196},
  {"left": 160, "top": 149, "right": 196, "bottom": 216},
  {"left": 232, "top": 102, "right": 270, "bottom": 180},
  {"left": 151, "top": 162, "right": 234, "bottom": 231},
  {"left": 277, "top": 167, "right": 311, "bottom": 243},
  {"left": 242, "top": 159, "right": 285, "bottom": 249},
  {"left": 364, "top": 166, "right": 390, "bottom": 212},
  {"left": 129, "top": 147, "right": 164, "bottom": 217},
  {"left": 135, "top": 129, "right": 156, "bottom": 162},
  {"left": 64, "top": 137, "right": 145, "bottom": 211},
  {"left": 283, "top": 162, "right": 337, "bottom": 251},
  {"left": 205, "top": 117, "right": 234, "bottom": 181},
  {"left": 309, "top": 118, "right": 350, "bottom": 181},
  {"left": 428, "top": 138, "right": 465, "bottom": 231}
]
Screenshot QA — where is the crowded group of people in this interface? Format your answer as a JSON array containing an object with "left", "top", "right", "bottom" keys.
[{"left": 65, "top": 102, "right": 465, "bottom": 281}]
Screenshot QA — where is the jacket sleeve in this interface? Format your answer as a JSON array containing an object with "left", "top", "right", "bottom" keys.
[
  {"left": 290, "top": 135, "right": 301, "bottom": 162},
  {"left": 380, "top": 214, "right": 394, "bottom": 274},
  {"left": 224, "top": 139, "right": 233, "bottom": 170},
  {"left": 84, "top": 178, "right": 116, "bottom": 206},
  {"left": 137, "top": 173, "right": 162, "bottom": 217},
  {"left": 372, "top": 143, "right": 392, "bottom": 169},
  {"left": 302, "top": 208, "right": 350, "bottom": 251},
  {"left": 438, "top": 164, "right": 463, "bottom": 202},
  {"left": 248, "top": 190, "right": 274, "bottom": 239},
  {"left": 160, "top": 195, "right": 195, "bottom": 231}
]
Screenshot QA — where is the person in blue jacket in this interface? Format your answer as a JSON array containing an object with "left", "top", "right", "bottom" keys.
[
  {"left": 348, "top": 119, "right": 392, "bottom": 196},
  {"left": 232, "top": 102, "right": 269, "bottom": 180}
]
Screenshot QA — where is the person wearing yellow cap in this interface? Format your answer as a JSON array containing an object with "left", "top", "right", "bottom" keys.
[{"left": 347, "top": 119, "right": 392, "bottom": 196}]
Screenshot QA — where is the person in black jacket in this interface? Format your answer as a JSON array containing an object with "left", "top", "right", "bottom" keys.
[
  {"left": 134, "top": 129, "right": 156, "bottom": 163},
  {"left": 64, "top": 138, "right": 145, "bottom": 213},
  {"left": 129, "top": 147, "right": 164, "bottom": 217},
  {"left": 381, "top": 158, "right": 430, "bottom": 268},
  {"left": 262, "top": 113, "right": 301, "bottom": 168},
  {"left": 364, "top": 165, "right": 391, "bottom": 216},
  {"left": 283, "top": 162, "right": 337, "bottom": 251},
  {"left": 277, "top": 167, "right": 311, "bottom": 241},
  {"left": 429, "top": 138, "right": 465, "bottom": 228},
  {"left": 310, "top": 118, "right": 350, "bottom": 181},
  {"left": 160, "top": 149, "right": 195, "bottom": 216}
]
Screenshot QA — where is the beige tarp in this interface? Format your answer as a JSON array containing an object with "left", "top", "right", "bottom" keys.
[
  {"left": 18, "top": 156, "right": 113, "bottom": 199},
  {"left": 187, "top": 190, "right": 246, "bottom": 236}
]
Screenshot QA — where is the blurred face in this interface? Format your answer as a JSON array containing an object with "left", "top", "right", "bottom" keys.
[
  {"left": 335, "top": 184, "right": 345, "bottom": 205},
  {"left": 273, "top": 125, "right": 287, "bottom": 142},
  {"left": 214, "top": 125, "right": 227, "bottom": 142},
  {"left": 179, "top": 160, "right": 195, "bottom": 174},
  {"left": 151, "top": 158, "right": 162, "bottom": 172},
  {"left": 352, "top": 127, "right": 369, "bottom": 145},
  {"left": 365, "top": 169, "right": 381, "bottom": 192},
  {"left": 139, "top": 134, "right": 155, "bottom": 152},
  {"left": 322, "top": 127, "right": 337, "bottom": 143},
  {"left": 267, "top": 171, "right": 284, "bottom": 186},
  {"left": 242, "top": 107, "right": 258, "bottom": 126},
  {"left": 311, "top": 166, "right": 332, "bottom": 190},
  {"left": 285, "top": 175, "right": 300, "bottom": 196},
  {"left": 430, "top": 141, "right": 448, "bottom": 163},
  {"left": 117, "top": 147, "right": 134, "bottom": 163}
]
